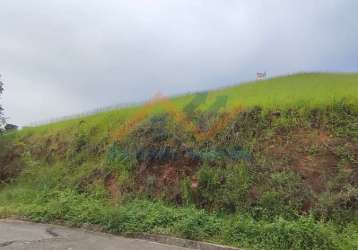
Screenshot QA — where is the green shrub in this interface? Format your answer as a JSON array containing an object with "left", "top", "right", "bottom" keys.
[
  {"left": 336, "top": 223, "right": 358, "bottom": 250},
  {"left": 225, "top": 216, "right": 338, "bottom": 250},
  {"left": 173, "top": 208, "right": 221, "bottom": 240},
  {"left": 254, "top": 170, "right": 311, "bottom": 220},
  {"left": 104, "top": 200, "right": 178, "bottom": 234},
  {"left": 328, "top": 100, "right": 358, "bottom": 137},
  {"left": 196, "top": 163, "right": 252, "bottom": 212},
  {"left": 314, "top": 184, "right": 358, "bottom": 223},
  {"left": 106, "top": 143, "right": 132, "bottom": 173},
  {"left": 123, "top": 113, "right": 194, "bottom": 166}
]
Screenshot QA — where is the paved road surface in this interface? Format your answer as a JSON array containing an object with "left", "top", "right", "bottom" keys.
[{"left": 0, "top": 220, "right": 191, "bottom": 250}]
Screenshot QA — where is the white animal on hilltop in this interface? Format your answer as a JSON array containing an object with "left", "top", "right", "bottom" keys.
[{"left": 257, "top": 72, "right": 267, "bottom": 80}]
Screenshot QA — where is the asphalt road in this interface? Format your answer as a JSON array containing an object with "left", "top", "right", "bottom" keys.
[{"left": 0, "top": 220, "right": 191, "bottom": 250}]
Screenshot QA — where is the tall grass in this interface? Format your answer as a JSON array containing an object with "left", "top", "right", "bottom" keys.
[
  {"left": 0, "top": 186, "right": 355, "bottom": 250},
  {"left": 19, "top": 72, "right": 358, "bottom": 136}
]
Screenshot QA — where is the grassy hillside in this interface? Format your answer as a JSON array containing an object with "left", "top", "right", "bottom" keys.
[
  {"left": 1, "top": 73, "right": 358, "bottom": 250},
  {"left": 19, "top": 72, "right": 358, "bottom": 134}
]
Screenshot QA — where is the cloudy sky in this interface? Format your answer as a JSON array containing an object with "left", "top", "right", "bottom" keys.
[{"left": 1, "top": 0, "right": 357, "bottom": 126}]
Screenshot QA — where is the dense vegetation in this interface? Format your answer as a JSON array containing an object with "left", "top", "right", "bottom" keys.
[{"left": 0, "top": 73, "right": 357, "bottom": 249}]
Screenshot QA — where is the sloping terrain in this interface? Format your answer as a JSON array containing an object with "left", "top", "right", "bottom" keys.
[{"left": 0, "top": 73, "right": 358, "bottom": 250}]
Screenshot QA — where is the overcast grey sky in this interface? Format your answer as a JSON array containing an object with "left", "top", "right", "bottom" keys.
[{"left": 1, "top": 0, "right": 357, "bottom": 126}]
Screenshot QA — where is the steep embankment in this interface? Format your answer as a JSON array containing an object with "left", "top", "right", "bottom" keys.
[{"left": 0, "top": 73, "right": 358, "bottom": 250}]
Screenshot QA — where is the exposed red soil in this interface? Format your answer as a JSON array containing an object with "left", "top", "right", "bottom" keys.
[
  {"left": 0, "top": 143, "right": 24, "bottom": 182},
  {"left": 104, "top": 174, "right": 121, "bottom": 202},
  {"left": 135, "top": 157, "right": 199, "bottom": 201},
  {"left": 78, "top": 169, "right": 105, "bottom": 193},
  {"left": 262, "top": 129, "right": 348, "bottom": 193}
]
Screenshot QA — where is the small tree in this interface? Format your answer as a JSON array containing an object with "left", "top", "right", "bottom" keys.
[{"left": 0, "top": 75, "right": 4, "bottom": 129}]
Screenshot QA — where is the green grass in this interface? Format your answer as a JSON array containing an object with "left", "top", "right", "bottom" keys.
[
  {"left": 0, "top": 186, "right": 356, "bottom": 250},
  {"left": 1, "top": 72, "right": 358, "bottom": 250},
  {"left": 211, "top": 73, "right": 358, "bottom": 108},
  {"left": 17, "top": 72, "right": 358, "bottom": 136}
]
